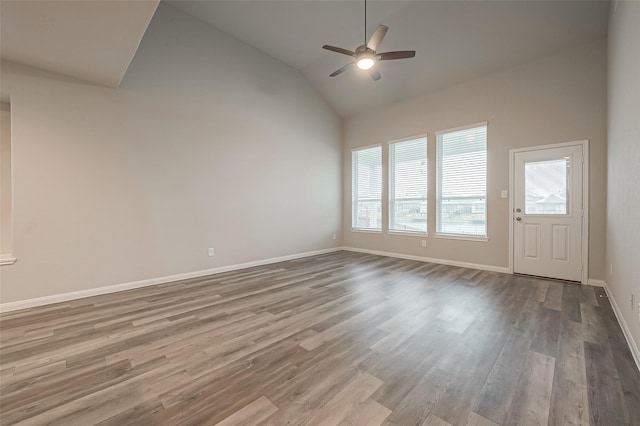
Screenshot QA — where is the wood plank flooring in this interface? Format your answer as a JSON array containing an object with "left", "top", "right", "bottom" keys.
[{"left": 1, "top": 251, "right": 639, "bottom": 425}]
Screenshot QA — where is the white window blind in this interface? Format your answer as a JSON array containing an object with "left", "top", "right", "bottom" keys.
[
  {"left": 352, "top": 146, "right": 382, "bottom": 230},
  {"left": 436, "top": 124, "right": 487, "bottom": 237},
  {"left": 389, "top": 137, "right": 427, "bottom": 233}
]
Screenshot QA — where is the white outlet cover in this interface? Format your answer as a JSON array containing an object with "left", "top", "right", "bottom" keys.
[
  {"left": 501, "top": 190, "right": 508, "bottom": 198},
  {"left": 421, "top": 239, "right": 427, "bottom": 247}
]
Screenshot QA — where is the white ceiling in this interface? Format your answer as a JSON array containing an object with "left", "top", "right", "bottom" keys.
[
  {"left": 0, "top": 1, "right": 609, "bottom": 115},
  {"left": 169, "top": 0, "right": 610, "bottom": 117},
  {"left": 0, "top": 0, "right": 159, "bottom": 88}
]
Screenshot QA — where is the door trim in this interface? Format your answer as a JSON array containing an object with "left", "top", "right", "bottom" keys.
[{"left": 508, "top": 140, "right": 589, "bottom": 284}]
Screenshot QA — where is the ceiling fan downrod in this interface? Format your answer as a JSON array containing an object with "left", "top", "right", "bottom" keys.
[{"left": 321, "top": 0, "right": 417, "bottom": 81}]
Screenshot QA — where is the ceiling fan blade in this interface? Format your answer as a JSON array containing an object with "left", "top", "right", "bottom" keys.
[
  {"left": 370, "top": 68, "right": 382, "bottom": 81},
  {"left": 330, "top": 62, "right": 355, "bottom": 77},
  {"left": 323, "top": 45, "right": 356, "bottom": 57},
  {"left": 377, "top": 51, "right": 416, "bottom": 60},
  {"left": 367, "top": 25, "right": 388, "bottom": 52}
]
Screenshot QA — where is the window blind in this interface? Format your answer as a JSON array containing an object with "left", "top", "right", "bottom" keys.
[
  {"left": 389, "top": 137, "right": 427, "bottom": 233},
  {"left": 436, "top": 124, "right": 487, "bottom": 237},
  {"left": 352, "top": 146, "right": 382, "bottom": 230}
]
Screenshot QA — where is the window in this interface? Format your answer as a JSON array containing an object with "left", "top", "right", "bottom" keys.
[
  {"left": 389, "top": 137, "right": 427, "bottom": 233},
  {"left": 352, "top": 146, "right": 382, "bottom": 230},
  {"left": 1, "top": 101, "right": 14, "bottom": 264},
  {"left": 525, "top": 158, "right": 569, "bottom": 215},
  {"left": 436, "top": 123, "right": 487, "bottom": 237}
]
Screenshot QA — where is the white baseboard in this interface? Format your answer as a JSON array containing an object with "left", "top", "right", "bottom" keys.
[
  {"left": 587, "top": 278, "right": 606, "bottom": 287},
  {"left": 342, "top": 246, "right": 510, "bottom": 274},
  {"left": 6, "top": 246, "right": 635, "bottom": 373},
  {"left": 603, "top": 282, "right": 640, "bottom": 372},
  {"left": 0, "top": 247, "right": 343, "bottom": 313}
]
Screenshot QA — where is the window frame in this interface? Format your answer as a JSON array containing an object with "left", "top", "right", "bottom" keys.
[
  {"left": 523, "top": 157, "right": 570, "bottom": 216},
  {"left": 0, "top": 100, "right": 15, "bottom": 265},
  {"left": 387, "top": 134, "right": 428, "bottom": 236},
  {"left": 435, "top": 122, "right": 489, "bottom": 241},
  {"left": 351, "top": 143, "right": 383, "bottom": 232}
]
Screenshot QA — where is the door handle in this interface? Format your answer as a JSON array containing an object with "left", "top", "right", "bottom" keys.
[{"left": 515, "top": 217, "right": 522, "bottom": 221}]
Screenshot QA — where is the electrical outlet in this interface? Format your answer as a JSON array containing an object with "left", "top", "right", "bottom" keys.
[
  {"left": 421, "top": 239, "right": 427, "bottom": 247},
  {"left": 208, "top": 248, "right": 215, "bottom": 257},
  {"left": 332, "top": 234, "right": 337, "bottom": 240}
]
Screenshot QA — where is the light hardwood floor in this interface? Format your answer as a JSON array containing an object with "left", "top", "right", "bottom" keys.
[{"left": 1, "top": 251, "right": 639, "bottom": 425}]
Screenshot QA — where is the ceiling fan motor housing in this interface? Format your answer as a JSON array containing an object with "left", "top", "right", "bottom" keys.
[{"left": 355, "top": 45, "right": 374, "bottom": 55}]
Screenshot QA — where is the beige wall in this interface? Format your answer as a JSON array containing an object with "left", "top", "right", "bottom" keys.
[
  {"left": 343, "top": 40, "right": 607, "bottom": 280},
  {"left": 0, "top": 3, "right": 614, "bottom": 307},
  {"left": 0, "top": 103, "right": 11, "bottom": 256},
  {"left": 606, "top": 1, "right": 640, "bottom": 351},
  {"left": 0, "top": 4, "right": 342, "bottom": 304}
]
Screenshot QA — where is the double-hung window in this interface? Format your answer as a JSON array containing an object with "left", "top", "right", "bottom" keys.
[
  {"left": 389, "top": 137, "right": 427, "bottom": 233},
  {"left": 0, "top": 102, "right": 14, "bottom": 265},
  {"left": 352, "top": 146, "right": 382, "bottom": 230},
  {"left": 436, "top": 123, "right": 487, "bottom": 238}
]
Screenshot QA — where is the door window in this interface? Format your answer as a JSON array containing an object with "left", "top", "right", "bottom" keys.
[{"left": 524, "top": 158, "right": 569, "bottom": 215}]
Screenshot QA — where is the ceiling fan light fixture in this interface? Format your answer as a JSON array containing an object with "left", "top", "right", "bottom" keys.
[
  {"left": 356, "top": 56, "right": 375, "bottom": 70},
  {"left": 322, "top": 0, "right": 415, "bottom": 80}
]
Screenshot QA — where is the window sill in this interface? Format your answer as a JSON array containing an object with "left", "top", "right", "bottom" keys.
[
  {"left": 388, "top": 230, "right": 428, "bottom": 237},
  {"left": 434, "top": 234, "right": 489, "bottom": 242},
  {"left": 0, "top": 255, "right": 17, "bottom": 265},
  {"left": 351, "top": 228, "right": 382, "bottom": 234}
]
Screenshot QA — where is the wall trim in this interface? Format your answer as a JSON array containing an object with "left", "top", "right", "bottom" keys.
[
  {"left": 0, "top": 257, "right": 17, "bottom": 266},
  {"left": 587, "top": 279, "right": 606, "bottom": 287},
  {"left": 603, "top": 282, "right": 640, "bottom": 372},
  {"left": 0, "top": 247, "right": 343, "bottom": 313},
  {"left": 5, "top": 245, "right": 634, "bottom": 373},
  {"left": 342, "top": 246, "right": 510, "bottom": 273}
]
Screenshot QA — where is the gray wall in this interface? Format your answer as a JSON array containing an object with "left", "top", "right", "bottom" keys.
[
  {"left": 607, "top": 1, "right": 640, "bottom": 352},
  {"left": 0, "top": 4, "right": 342, "bottom": 304},
  {"left": 343, "top": 40, "right": 607, "bottom": 280}
]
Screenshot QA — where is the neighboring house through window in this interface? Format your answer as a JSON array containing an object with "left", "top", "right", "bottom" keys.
[
  {"left": 352, "top": 145, "right": 382, "bottom": 230},
  {"left": 436, "top": 123, "right": 488, "bottom": 238},
  {"left": 389, "top": 136, "right": 427, "bottom": 233}
]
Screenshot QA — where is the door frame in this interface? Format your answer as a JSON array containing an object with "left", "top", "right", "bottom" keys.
[{"left": 508, "top": 140, "right": 590, "bottom": 284}]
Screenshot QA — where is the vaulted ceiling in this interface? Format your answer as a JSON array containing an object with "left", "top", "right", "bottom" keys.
[
  {"left": 1, "top": 0, "right": 609, "bottom": 116},
  {"left": 169, "top": 0, "right": 609, "bottom": 117},
  {"left": 0, "top": 0, "right": 159, "bottom": 88}
]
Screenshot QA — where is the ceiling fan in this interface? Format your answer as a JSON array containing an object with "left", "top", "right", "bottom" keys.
[{"left": 322, "top": 0, "right": 416, "bottom": 81}]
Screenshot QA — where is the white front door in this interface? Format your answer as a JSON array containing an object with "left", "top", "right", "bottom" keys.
[{"left": 513, "top": 144, "right": 585, "bottom": 282}]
